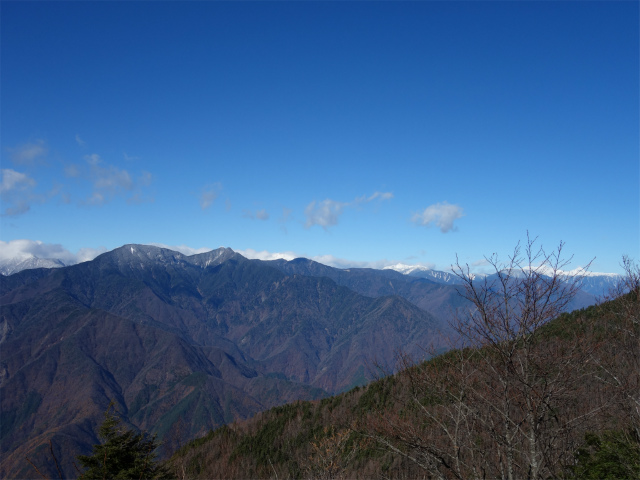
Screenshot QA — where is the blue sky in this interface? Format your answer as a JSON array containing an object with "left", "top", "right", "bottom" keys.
[{"left": 1, "top": 1, "right": 638, "bottom": 274}]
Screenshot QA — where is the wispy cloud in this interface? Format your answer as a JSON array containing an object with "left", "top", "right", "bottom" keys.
[
  {"left": 139, "top": 171, "right": 153, "bottom": 187},
  {"left": 0, "top": 169, "right": 38, "bottom": 216},
  {"left": 304, "top": 191, "right": 393, "bottom": 229},
  {"left": 281, "top": 207, "right": 292, "bottom": 222},
  {"left": 65, "top": 164, "right": 81, "bottom": 178},
  {"left": 75, "top": 134, "right": 85, "bottom": 147},
  {"left": 8, "top": 140, "right": 48, "bottom": 165},
  {"left": 472, "top": 258, "right": 490, "bottom": 267},
  {"left": 279, "top": 207, "right": 293, "bottom": 233},
  {"left": 199, "top": 183, "right": 222, "bottom": 210},
  {"left": 62, "top": 154, "right": 152, "bottom": 206},
  {"left": 411, "top": 202, "right": 464, "bottom": 233},
  {"left": 355, "top": 191, "right": 394, "bottom": 203},
  {"left": 3, "top": 142, "right": 151, "bottom": 212},
  {"left": 243, "top": 209, "right": 270, "bottom": 220},
  {"left": 1, "top": 169, "right": 36, "bottom": 194},
  {"left": 83, "top": 154, "right": 135, "bottom": 205}
]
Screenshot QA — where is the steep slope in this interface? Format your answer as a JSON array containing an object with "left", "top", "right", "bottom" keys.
[
  {"left": 168, "top": 290, "right": 638, "bottom": 479},
  {"left": 0, "top": 245, "right": 440, "bottom": 479}
]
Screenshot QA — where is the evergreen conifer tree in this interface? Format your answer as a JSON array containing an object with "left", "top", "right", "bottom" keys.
[{"left": 76, "top": 402, "right": 170, "bottom": 479}]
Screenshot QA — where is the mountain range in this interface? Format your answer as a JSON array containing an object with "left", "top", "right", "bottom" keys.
[
  {"left": 1, "top": 245, "right": 442, "bottom": 478},
  {"left": 1, "top": 248, "right": 619, "bottom": 298},
  {"left": 0, "top": 244, "right": 616, "bottom": 478}
]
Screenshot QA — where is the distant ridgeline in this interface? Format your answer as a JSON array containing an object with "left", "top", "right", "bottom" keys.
[{"left": 0, "top": 244, "right": 616, "bottom": 478}]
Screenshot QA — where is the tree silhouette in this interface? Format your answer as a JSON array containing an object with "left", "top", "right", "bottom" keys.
[{"left": 76, "top": 402, "right": 170, "bottom": 479}]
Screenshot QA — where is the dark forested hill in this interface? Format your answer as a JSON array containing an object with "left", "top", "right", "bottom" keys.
[{"left": 0, "top": 245, "right": 442, "bottom": 479}]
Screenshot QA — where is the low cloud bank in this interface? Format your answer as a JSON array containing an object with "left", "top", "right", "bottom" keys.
[{"left": 0, "top": 239, "right": 107, "bottom": 265}]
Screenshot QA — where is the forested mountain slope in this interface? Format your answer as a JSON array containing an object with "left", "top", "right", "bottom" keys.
[
  {"left": 1, "top": 245, "right": 441, "bottom": 479},
  {"left": 168, "top": 283, "right": 640, "bottom": 479}
]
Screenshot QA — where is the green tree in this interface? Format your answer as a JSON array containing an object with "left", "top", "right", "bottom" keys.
[
  {"left": 76, "top": 403, "right": 170, "bottom": 479},
  {"left": 571, "top": 430, "right": 640, "bottom": 479}
]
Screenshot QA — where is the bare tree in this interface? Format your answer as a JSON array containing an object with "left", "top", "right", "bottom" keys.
[
  {"left": 449, "top": 235, "right": 601, "bottom": 479},
  {"left": 305, "top": 426, "right": 358, "bottom": 480},
  {"left": 367, "top": 236, "right": 605, "bottom": 480}
]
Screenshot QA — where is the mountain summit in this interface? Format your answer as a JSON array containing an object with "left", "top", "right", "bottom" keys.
[{"left": 0, "top": 244, "right": 442, "bottom": 478}]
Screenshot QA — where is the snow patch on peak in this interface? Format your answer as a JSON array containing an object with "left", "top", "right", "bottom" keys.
[
  {"left": 521, "top": 264, "right": 621, "bottom": 279},
  {"left": 383, "top": 263, "right": 432, "bottom": 275}
]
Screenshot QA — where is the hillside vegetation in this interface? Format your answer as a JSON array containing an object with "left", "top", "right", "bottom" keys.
[
  {"left": 168, "top": 249, "right": 640, "bottom": 479},
  {"left": 12, "top": 241, "right": 638, "bottom": 479},
  {"left": 1, "top": 245, "right": 442, "bottom": 479}
]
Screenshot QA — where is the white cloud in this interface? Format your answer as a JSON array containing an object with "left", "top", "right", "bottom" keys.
[
  {"left": 75, "top": 246, "right": 109, "bottom": 262},
  {"left": 411, "top": 202, "right": 464, "bottom": 233},
  {"left": 0, "top": 239, "right": 106, "bottom": 264},
  {"left": 304, "top": 199, "right": 347, "bottom": 228},
  {"left": 75, "top": 134, "right": 85, "bottom": 146},
  {"left": 304, "top": 191, "right": 393, "bottom": 229},
  {"left": 1, "top": 169, "right": 36, "bottom": 194},
  {"left": 9, "top": 140, "right": 47, "bottom": 165},
  {"left": 236, "top": 248, "right": 298, "bottom": 261}
]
